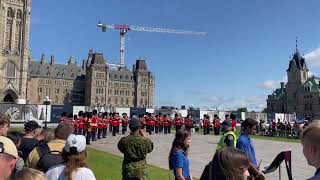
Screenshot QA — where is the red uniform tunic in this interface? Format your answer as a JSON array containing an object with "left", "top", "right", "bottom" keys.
[
  {"left": 155, "top": 117, "right": 160, "bottom": 127},
  {"left": 112, "top": 118, "right": 120, "bottom": 127},
  {"left": 121, "top": 117, "right": 128, "bottom": 127},
  {"left": 213, "top": 119, "right": 221, "bottom": 128},
  {"left": 91, "top": 116, "right": 98, "bottom": 131},
  {"left": 103, "top": 118, "right": 108, "bottom": 128},
  {"left": 59, "top": 117, "right": 67, "bottom": 124},
  {"left": 203, "top": 119, "right": 210, "bottom": 128},
  {"left": 175, "top": 118, "right": 182, "bottom": 127},
  {"left": 98, "top": 117, "right": 103, "bottom": 129},
  {"left": 78, "top": 118, "right": 85, "bottom": 129},
  {"left": 231, "top": 119, "right": 237, "bottom": 129},
  {"left": 184, "top": 118, "right": 192, "bottom": 128}
]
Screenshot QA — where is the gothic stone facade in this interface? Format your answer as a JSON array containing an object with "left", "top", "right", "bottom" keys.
[
  {"left": 267, "top": 50, "right": 320, "bottom": 120},
  {"left": 0, "top": 0, "right": 155, "bottom": 108}
]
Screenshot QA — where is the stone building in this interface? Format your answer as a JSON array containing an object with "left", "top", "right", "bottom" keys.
[
  {"left": 267, "top": 48, "right": 320, "bottom": 120},
  {"left": 0, "top": 0, "right": 155, "bottom": 108}
]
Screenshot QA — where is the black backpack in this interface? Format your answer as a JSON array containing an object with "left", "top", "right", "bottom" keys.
[{"left": 36, "top": 143, "right": 64, "bottom": 172}]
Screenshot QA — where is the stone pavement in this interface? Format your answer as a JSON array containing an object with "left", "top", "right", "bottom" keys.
[{"left": 90, "top": 131, "right": 315, "bottom": 180}]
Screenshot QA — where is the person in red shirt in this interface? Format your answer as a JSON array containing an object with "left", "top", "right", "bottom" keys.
[
  {"left": 97, "top": 113, "right": 103, "bottom": 139},
  {"left": 59, "top": 112, "right": 67, "bottom": 124},
  {"left": 174, "top": 114, "right": 183, "bottom": 133},
  {"left": 184, "top": 114, "right": 193, "bottom": 132},
  {"left": 213, "top": 114, "right": 221, "bottom": 135},
  {"left": 102, "top": 112, "right": 108, "bottom": 138},
  {"left": 230, "top": 114, "right": 237, "bottom": 132},
  {"left": 203, "top": 114, "right": 210, "bottom": 135},
  {"left": 121, "top": 113, "right": 128, "bottom": 134}
]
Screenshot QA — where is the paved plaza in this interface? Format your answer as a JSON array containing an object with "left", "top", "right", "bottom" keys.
[{"left": 90, "top": 131, "right": 315, "bottom": 180}]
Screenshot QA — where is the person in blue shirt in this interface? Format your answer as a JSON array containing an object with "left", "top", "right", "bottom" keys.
[
  {"left": 169, "top": 129, "right": 193, "bottom": 180},
  {"left": 236, "top": 118, "right": 258, "bottom": 167}
]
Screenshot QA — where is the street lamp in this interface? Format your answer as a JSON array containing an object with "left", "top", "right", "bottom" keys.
[{"left": 43, "top": 96, "right": 51, "bottom": 129}]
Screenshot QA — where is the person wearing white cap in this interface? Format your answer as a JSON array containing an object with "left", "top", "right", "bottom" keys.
[
  {"left": 0, "top": 135, "right": 19, "bottom": 180},
  {"left": 46, "top": 134, "right": 96, "bottom": 180}
]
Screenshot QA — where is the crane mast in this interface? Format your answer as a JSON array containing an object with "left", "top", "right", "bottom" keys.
[{"left": 97, "top": 22, "right": 206, "bottom": 66}]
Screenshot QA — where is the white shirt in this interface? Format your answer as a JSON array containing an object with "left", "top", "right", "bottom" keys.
[{"left": 46, "top": 164, "right": 96, "bottom": 180}]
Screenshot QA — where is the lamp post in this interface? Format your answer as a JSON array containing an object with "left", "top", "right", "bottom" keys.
[{"left": 43, "top": 96, "right": 51, "bottom": 129}]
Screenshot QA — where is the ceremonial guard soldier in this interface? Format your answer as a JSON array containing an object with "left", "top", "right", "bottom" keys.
[
  {"left": 203, "top": 114, "right": 210, "bottom": 135},
  {"left": 147, "top": 113, "right": 155, "bottom": 135},
  {"left": 163, "top": 115, "right": 169, "bottom": 134},
  {"left": 121, "top": 113, "right": 128, "bottom": 134},
  {"left": 112, "top": 113, "right": 120, "bottom": 136},
  {"left": 73, "top": 114, "right": 79, "bottom": 134},
  {"left": 102, "top": 112, "right": 108, "bottom": 138},
  {"left": 168, "top": 116, "right": 172, "bottom": 134},
  {"left": 184, "top": 114, "right": 193, "bottom": 132},
  {"left": 78, "top": 111, "right": 85, "bottom": 135},
  {"left": 97, "top": 113, "right": 103, "bottom": 139},
  {"left": 159, "top": 113, "right": 164, "bottom": 132},
  {"left": 213, "top": 114, "right": 221, "bottom": 135},
  {"left": 67, "top": 114, "right": 75, "bottom": 133},
  {"left": 91, "top": 110, "right": 99, "bottom": 141},
  {"left": 155, "top": 115, "right": 160, "bottom": 134},
  {"left": 140, "top": 115, "right": 146, "bottom": 130},
  {"left": 174, "top": 114, "right": 183, "bottom": 132},
  {"left": 108, "top": 112, "right": 113, "bottom": 133},
  {"left": 85, "top": 112, "right": 93, "bottom": 145},
  {"left": 59, "top": 112, "right": 67, "bottom": 124}
]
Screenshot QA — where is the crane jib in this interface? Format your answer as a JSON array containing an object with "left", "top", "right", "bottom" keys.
[{"left": 113, "top": 24, "right": 131, "bottom": 31}]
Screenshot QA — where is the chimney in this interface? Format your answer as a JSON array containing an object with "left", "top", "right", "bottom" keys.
[
  {"left": 50, "top": 55, "right": 55, "bottom": 65},
  {"left": 40, "top": 54, "right": 45, "bottom": 65},
  {"left": 280, "top": 82, "right": 285, "bottom": 90}
]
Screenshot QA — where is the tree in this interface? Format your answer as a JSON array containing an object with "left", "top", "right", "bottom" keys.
[{"left": 237, "top": 107, "right": 248, "bottom": 112}]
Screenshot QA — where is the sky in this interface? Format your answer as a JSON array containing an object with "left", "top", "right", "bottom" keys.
[{"left": 29, "top": 0, "right": 320, "bottom": 111}]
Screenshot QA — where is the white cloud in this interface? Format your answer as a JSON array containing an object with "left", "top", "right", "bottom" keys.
[
  {"left": 259, "top": 75, "right": 287, "bottom": 90},
  {"left": 305, "top": 48, "right": 320, "bottom": 68},
  {"left": 198, "top": 95, "right": 267, "bottom": 112}
]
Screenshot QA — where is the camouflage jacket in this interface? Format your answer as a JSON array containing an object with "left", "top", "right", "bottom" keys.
[{"left": 118, "top": 134, "right": 154, "bottom": 180}]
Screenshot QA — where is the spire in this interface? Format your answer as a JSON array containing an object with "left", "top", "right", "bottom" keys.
[
  {"left": 40, "top": 54, "right": 45, "bottom": 64},
  {"left": 50, "top": 55, "right": 55, "bottom": 65},
  {"left": 295, "top": 36, "right": 299, "bottom": 54},
  {"left": 68, "top": 56, "right": 76, "bottom": 65}
]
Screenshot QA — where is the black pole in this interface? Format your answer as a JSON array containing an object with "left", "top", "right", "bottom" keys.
[{"left": 45, "top": 104, "right": 48, "bottom": 129}]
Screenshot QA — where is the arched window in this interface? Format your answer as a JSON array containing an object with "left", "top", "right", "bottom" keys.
[
  {"left": 121, "top": 98, "right": 124, "bottom": 105},
  {"left": 16, "top": 10, "right": 22, "bottom": 19},
  {"left": 145, "top": 99, "right": 147, "bottom": 106},
  {"left": 5, "top": 8, "right": 14, "bottom": 50},
  {"left": 7, "top": 8, "right": 14, "bottom": 18},
  {"left": 126, "top": 98, "right": 129, "bottom": 105},
  {"left": 115, "top": 98, "right": 118, "bottom": 104},
  {"left": 4, "top": 61, "right": 16, "bottom": 77}
]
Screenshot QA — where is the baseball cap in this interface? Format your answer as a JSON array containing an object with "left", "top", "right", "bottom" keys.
[
  {"left": 0, "top": 136, "right": 18, "bottom": 159},
  {"left": 64, "top": 134, "right": 86, "bottom": 154},
  {"left": 129, "top": 116, "right": 141, "bottom": 129},
  {"left": 24, "top": 120, "right": 41, "bottom": 131}
]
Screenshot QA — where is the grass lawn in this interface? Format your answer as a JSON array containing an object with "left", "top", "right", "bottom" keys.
[{"left": 88, "top": 148, "right": 197, "bottom": 180}]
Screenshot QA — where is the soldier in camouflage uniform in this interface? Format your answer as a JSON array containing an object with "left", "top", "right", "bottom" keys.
[{"left": 117, "top": 116, "right": 154, "bottom": 180}]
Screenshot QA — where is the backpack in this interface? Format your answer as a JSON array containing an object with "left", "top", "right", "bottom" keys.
[{"left": 36, "top": 143, "right": 64, "bottom": 172}]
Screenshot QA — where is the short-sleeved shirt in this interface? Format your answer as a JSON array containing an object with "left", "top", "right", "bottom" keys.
[
  {"left": 46, "top": 164, "right": 96, "bottom": 180},
  {"left": 236, "top": 134, "right": 257, "bottom": 167},
  {"left": 19, "top": 137, "right": 39, "bottom": 160},
  {"left": 171, "top": 150, "right": 190, "bottom": 180}
]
